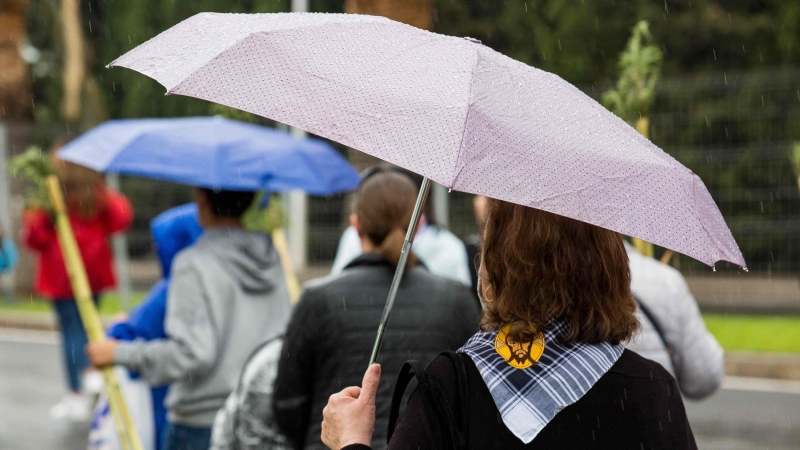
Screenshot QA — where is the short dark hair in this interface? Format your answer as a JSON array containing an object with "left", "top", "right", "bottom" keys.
[
  {"left": 480, "top": 199, "right": 638, "bottom": 345},
  {"left": 201, "top": 188, "right": 256, "bottom": 218}
]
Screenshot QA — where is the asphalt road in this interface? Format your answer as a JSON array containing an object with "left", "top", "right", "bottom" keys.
[
  {"left": 0, "top": 330, "right": 90, "bottom": 450},
  {"left": 1, "top": 329, "right": 798, "bottom": 450}
]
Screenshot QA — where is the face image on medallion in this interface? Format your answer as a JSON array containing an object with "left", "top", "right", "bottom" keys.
[
  {"left": 506, "top": 335, "right": 534, "bottom": 366},
  {"left": 494, "top": 324, "right": 546, "bottom": 369}
]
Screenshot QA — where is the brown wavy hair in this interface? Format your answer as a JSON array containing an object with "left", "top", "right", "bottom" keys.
[
  {"left": 479, "top": 199, "right": 638, "bottom": 345},
  {"left": 355, "top": 172, "right": 419, "bottom": 267}
]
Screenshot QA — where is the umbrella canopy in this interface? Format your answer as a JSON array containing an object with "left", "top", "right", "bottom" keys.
[
  {"left": 109, "top": 13, "right": 743, "bottom": 267},
  {"left": 57, "top": 116, "right": 359, "bottom": 195}
]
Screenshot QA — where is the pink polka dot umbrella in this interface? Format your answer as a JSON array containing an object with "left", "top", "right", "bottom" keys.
[{"left": 109, "top": 12, "right": 745, "bottom": 363}]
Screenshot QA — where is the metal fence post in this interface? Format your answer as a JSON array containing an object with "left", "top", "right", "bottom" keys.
[
  {"left": 281, "top": 0, "right": 310, "bottom": 272},
  {"left": 0, "top": 122, "right": 15, "bottom": 302},
  {"left": 432, "top": 182, "right": 449, "bottom": 228},
  {"left": 283, "top": 126, "right": 308, "bottom": 271}
]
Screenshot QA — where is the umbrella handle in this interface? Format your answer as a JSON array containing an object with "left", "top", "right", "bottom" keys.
[{"left": 368, "top": 177, "right": 432, "bottom": 366}]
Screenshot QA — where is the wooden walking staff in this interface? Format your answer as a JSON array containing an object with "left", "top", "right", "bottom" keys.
[
  {"left": 44, "top": 175, "right": 144, "bottom": 450},
  {"left": 271, "top": 228, "right": 302, "bottom": 304}
]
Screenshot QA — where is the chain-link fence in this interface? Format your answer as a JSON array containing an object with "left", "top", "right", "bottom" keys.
[
  {"left": 446, "top": 68, "right": 800, "bottom": 275},
  {"left": 5, "top": 68, "right": 799, "bottom": 279},
  {"left": 652, "top": 68, "right": 800, "bottom": 273}
]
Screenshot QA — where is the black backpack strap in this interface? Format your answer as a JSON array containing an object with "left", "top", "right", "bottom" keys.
[
  {"left": 388, "top": 353, "right": 468, "bottom": 450},
  {"left": 441, "top": 351, "right": 469, "bottom": 442},
  {"left": 634, "top": 295, "right": 680, "bottom": 370},
  {"left": 388, "top": 361, "right": 436, "bottom": 443},
  {"left": 634, "top": 296, "right": 669, "bottom": 350}
]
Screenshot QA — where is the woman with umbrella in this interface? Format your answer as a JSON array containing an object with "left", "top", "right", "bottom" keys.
[
  {"left": 320, "top": 198, "right": 698, "bottom": 449},
  {"left": 104, "top": 12, "right": 745, "bottom": 450}
]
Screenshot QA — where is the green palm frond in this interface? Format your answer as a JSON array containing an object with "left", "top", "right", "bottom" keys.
[
  {"left": 8, "top": 146, "right": 55, "bottom": 211},
  {"left": 602, "top": 21, "right": 663, "bottom": 123},
  {"left": 242, "top": 192, "right": 286, "bottom": 233}
]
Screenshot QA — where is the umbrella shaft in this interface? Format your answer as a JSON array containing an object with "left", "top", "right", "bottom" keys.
[{"left": 368, "top": 177, "right": 432, "bottom": 366}]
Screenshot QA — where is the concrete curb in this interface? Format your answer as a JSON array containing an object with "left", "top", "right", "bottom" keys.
[
  {"left": 724, "top": 352, "right": 800, "bottom": 380},
  {"left": 0, "top": 313, "right": 58, "bottom": 332},
  {"left": 0, "top": 312, "right": 112, "bottom": 332}
]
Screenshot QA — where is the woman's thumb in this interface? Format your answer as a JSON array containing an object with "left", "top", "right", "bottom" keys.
[{"left": 360, "top": 364, "right": 381, "bottom": 404}]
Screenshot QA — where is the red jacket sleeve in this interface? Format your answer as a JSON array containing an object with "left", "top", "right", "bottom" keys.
[
  {"left": 22, "top": 210, "right": 56, "bottom": 252},
  {"left": 99, "top": 189, "right": 134, "bottom": 235}
]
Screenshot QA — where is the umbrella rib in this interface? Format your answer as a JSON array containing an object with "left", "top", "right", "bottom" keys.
[
  {"left": 448, "top": 47, "right": 481, "bottom": 189},
  {"left": 689, "top": 175, "right": 743, "bottom": 267}
]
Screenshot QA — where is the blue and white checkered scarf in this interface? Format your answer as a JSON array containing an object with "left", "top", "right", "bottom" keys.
[{"left": 458, "top": 322, "right": 624, "bottom": 443}]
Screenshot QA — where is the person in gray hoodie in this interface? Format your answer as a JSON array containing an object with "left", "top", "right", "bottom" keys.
[{"left": 87, "top": 188, "right": 292, "bottom": 450}]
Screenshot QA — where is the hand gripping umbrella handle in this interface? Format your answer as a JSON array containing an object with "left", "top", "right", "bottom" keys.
[{"left": 368, "top": 177, "right": 432, "bottom": 366}]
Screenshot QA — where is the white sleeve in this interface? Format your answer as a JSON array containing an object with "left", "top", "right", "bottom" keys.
[{"left": 667, "top": 273, "right": 725, "bottom": 400}]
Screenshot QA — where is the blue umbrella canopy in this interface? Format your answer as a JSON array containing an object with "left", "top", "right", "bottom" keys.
[{"left": 57, "top": 116, "right": 359, "bottom": 195}]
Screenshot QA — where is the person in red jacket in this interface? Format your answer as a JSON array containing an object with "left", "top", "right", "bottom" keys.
[{"left": 22, "top": 150, "right": 133, "bottom": 421}]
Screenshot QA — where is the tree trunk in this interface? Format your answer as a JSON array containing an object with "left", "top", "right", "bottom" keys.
[
  {"left": 343, "top": 0, "right": 434, "bottom": 172},
  {"left": 60, "top": 0, "right": 86, "bottom": 122},
  {"left": 0, "top": 0, "right": 32, "bottom": 119},
  {"left": 344, "top": 0, "right": 433, "bottom": 31}
]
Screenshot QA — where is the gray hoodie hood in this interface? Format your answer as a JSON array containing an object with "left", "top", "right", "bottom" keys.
[{"left": 200, "top": 227, "right": 279, "bottom": 293}]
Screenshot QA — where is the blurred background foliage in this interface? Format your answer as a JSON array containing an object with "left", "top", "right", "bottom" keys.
[
  {"left": 21, "top": 0, "right": 800, "bottom": 270},
  {"left": 8, "top": 146, "right": 55, "bottom": 212},
  {"left": 25, "top": 0, "right": 800, "bottom": 133}
]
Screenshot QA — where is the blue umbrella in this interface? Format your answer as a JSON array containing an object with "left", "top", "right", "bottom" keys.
[{"left": 57, "top": 116, "right": 359, "bottom": 195}]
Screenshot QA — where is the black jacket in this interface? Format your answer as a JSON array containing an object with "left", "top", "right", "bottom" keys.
[
  {"left": 344, "top": 349, "right": 697, "bottom": 450},
  {"left": 273, "top": 254, "right": 482, "bottom": 450}
]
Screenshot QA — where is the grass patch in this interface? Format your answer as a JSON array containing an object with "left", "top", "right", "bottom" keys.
[
  {"left": 0, "top": 292, "right": 147, "bottom": 316},
  {"left": 703, "top": 314, "right": 800, "bottom": 353}
]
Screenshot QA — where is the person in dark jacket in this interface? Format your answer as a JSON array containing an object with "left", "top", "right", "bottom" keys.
[
  {"left": 320, "top": 199, "right": 698, "bottom": 450},
  {"left": 273, "top": 170, "right": 481, "bottom": 450}
]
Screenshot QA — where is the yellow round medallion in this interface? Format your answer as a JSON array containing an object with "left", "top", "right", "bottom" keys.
[{"left": 494, "top": 324, "right": 546, "bottom": 369}]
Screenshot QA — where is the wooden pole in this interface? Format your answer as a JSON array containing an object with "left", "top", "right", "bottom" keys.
[
  {"left": 631, "top": 117, "right": 656, "bottom": 259},
  {"left": 344, "top": 0, "right": 433, "bottom": 30},
  {"left": 45, "top": 175, "right": 143, "bottom": 450},
  {"left": 271, "top": 228, "right": 301, "bottom": 304}
]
